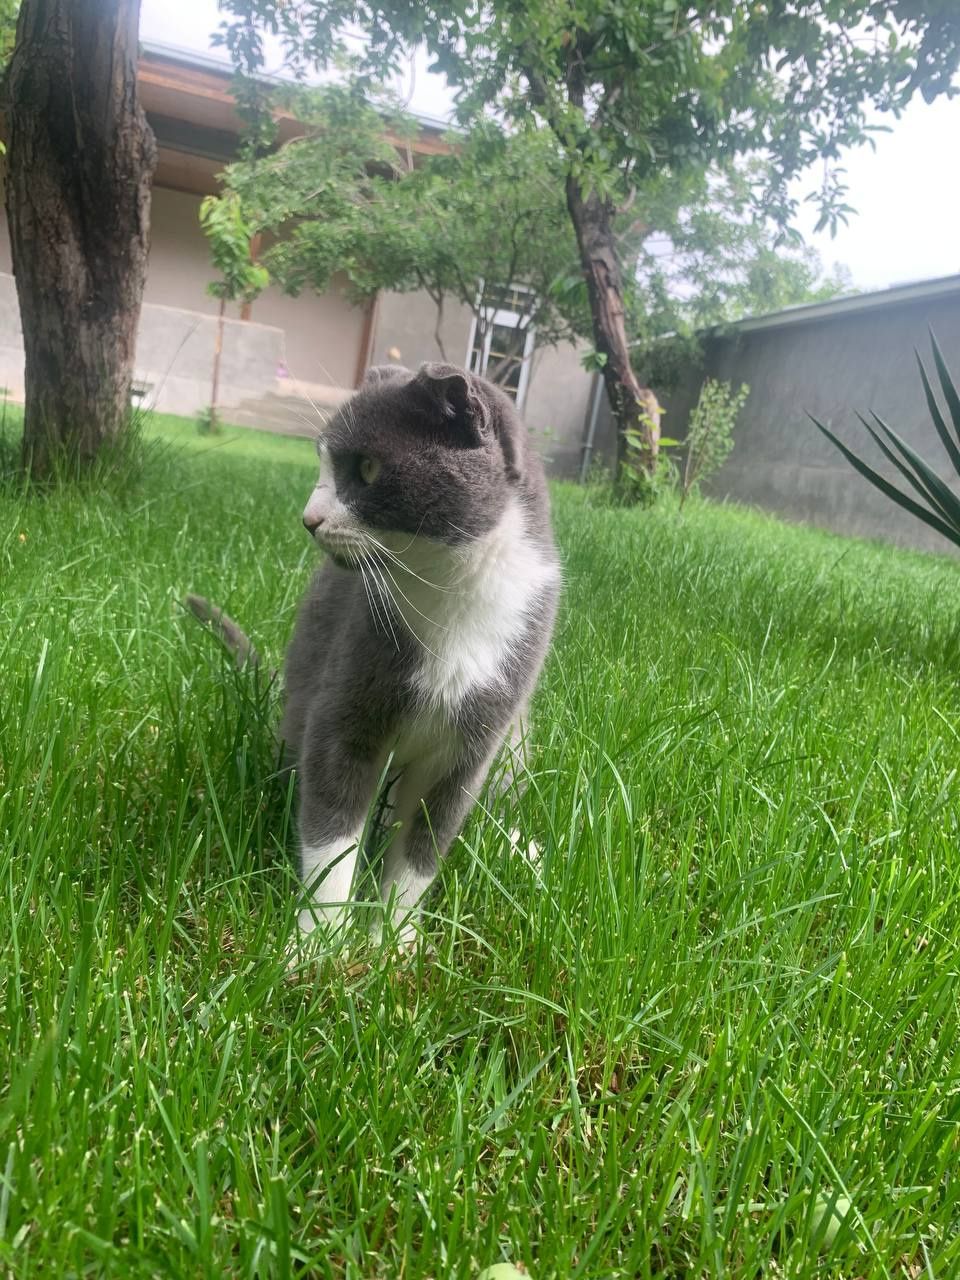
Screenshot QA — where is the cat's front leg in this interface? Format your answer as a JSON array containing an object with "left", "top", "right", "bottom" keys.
[
  {"left": 297, "top": 747, "right": 380, "bottom": 943},
  {"left": 377, "top": 756, "right": 492, "bottom": 948}
]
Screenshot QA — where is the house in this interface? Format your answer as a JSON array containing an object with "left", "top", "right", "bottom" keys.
[{"left": 0, "top": 42, "right": 595, "bottom": 475}]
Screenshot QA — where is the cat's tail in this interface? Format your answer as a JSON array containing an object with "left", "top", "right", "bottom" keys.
[{"left": 184, "top": 594, "right": 262, "bottom": 670}]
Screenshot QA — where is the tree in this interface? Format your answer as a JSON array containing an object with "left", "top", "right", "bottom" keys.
[
  {"left": 207, "top": 88, "right": 847, "bottom": 403},
  {"left": 208, "top": 103, "right": 583, "bottom": 387},
  {"left": 198, "top": 193, "right": 270, "bottom": 431},
  {"left": 217, "top": 0, "right": 960, "bottom": 479},
  {"left": 3, "top": 0, "right": 156, "bottom": 479}
]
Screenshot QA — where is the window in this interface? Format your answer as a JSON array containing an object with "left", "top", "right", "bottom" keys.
[{"left": 465, "top": 284, "right": 536, "bottom": 409}]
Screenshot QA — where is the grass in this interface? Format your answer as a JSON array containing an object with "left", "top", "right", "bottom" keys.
[{"left": 2, "top": 410, "right": 960, "bottom": 1278}]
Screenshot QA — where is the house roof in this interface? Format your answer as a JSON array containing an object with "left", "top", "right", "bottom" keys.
[
  {"left": 720, "top": 272, "right": 960, "bottom": 336},
  {"left": 139, "top": 40, "right": 452, "bottom": 197}
]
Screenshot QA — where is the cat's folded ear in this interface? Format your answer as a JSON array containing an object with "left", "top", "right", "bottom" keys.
[
  {"left": 413, "top": 363, "right": 490, "bottom": 447},
  {"left": 362, "top": 364, "right": 412, "bottom": 388}
]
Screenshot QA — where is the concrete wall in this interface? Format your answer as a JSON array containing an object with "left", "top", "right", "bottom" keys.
[
  {"left": 145, "top": 190, "right": 364, "bottom": 393},
  {"left": 581, "top": 286, "right": 960, "bottom": 552},
  {"left": 252, "top": 274, "right": 365, "bottom": 392},
  {"left": 523, "top": 339, "right": 595, "bottom": 476},
  {"left": 0, "top": 270, "right": 283, "bottom": 418},
  {"left": 0, "top": 187, "right": 370, "bottom": 407},
  {"left": 134, "top": 299, "right": 283, "bottom": 418}
]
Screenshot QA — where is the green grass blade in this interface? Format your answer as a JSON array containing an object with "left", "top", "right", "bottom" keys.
[
  {"left": 5, "top": 406, "right": 960, "bottom": 1278},
  {"left": 808, "top": 414, "right": 960, "bottom": 547}
]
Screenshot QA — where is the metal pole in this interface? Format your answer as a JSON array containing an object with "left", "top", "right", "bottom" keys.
[{"left": 579, "top": 371, "right": 604, "bottom": 483}]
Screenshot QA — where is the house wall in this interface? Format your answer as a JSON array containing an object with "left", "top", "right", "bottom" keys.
[
  {"left": 0, "top": 269, "right": 283, "bottom": 417},
  {"left": 0, "top": 181, "right": 596, "bottom": 460},
  {"left": 145, "top": 187, "right": 235, "bottom": 318},
  {"left": 371, "top": 290, "right": 475, "bottom": 371},
  {"left": 146, "top": 188, "right": 365, "bottom": 393},
  {"left": 640, "top": 287, "right": 960, "bottom": 552},
  {"left": 251, "top": 277, "right": 366, "bottom": 394}
]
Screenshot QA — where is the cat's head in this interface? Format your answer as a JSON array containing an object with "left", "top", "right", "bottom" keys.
[{"left": 302, "top": 363, "right": 527, "bottom": 566}]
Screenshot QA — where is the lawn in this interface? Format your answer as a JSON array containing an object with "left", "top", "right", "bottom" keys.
[{"left": 2, "top": 412, "right": 960, "bottom": 1278}]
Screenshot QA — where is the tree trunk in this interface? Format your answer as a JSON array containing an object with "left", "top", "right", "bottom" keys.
[
  {"left": 565, "top": 175, "right": 660, "bottom": 477},
  {"left": 4, "top": 0, "right": 157, "bottom": 479},
  {"left": 209, "top": 296, "right": 225, "bottom": 432}
]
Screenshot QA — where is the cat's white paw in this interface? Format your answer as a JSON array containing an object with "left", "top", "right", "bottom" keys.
[
  {"left": 508, "top": 827, "right": 541, "bottom": 864},
  {"left": 284, "top": 906, "right": 350, "bottom": 974},
  {"left": 369, "top": 909, "right": 421, "bottom": 957}
]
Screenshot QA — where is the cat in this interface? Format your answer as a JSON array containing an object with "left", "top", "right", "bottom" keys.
[{"left": 189, "top": 361, "right": 560, "bottom": 948}]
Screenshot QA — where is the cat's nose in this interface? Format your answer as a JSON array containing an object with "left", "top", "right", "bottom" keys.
[{"left": 303, "top": 512, "right": 324, "bottom": 535}]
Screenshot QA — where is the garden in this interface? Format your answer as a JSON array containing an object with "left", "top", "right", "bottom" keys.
[{"left": 2, "top": 412, "right": 959, "bottom": 1276}]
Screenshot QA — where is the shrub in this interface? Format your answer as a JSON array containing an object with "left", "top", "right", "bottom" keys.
[{"left": 680, "top": 378, "right": 750, "bottom": 509}]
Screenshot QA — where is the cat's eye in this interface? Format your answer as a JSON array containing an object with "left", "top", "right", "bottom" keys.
[{"left": 358, "top": 455, "right": 381, "bottom": 485}]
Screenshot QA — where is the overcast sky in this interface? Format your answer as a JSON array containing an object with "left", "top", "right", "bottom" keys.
[{"left": 142, "top": 0, "right": 960, "bottom": 292}]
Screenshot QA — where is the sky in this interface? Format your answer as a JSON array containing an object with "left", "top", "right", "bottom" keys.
[{"left": 141, "top": 0, "right": 960, "bottom": 293}]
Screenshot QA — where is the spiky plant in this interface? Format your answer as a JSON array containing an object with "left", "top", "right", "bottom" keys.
[{"left": 810, "top": 332, "right": 960, "bottom": 549}]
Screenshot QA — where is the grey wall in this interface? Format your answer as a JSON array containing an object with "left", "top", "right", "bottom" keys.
[
  {"left": 134, "top": 298, "right": 283, "bottom": 417},
  {"left": 634, "top": 288, "right": 960, "bottom": 553},
  {"left": 524, "top": 339, "right": 596, "bottom": 476}
]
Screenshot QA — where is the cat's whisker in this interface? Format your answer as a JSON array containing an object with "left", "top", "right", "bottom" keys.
[
  {"left": 375, "top": 510, "right": 434, "bottom": 558},
  {"left": 281, "top": 371, "right": 334, "bottom": 438},
  {"left": 363, "top": 548, "right": 449, "bottom": 665},
  {"left": 362, "top": 552, "right": 402, "bottom": 651},
  {"left": 359, "top": 530, "right": 454, "bottom": 594},
  {"left": 365, "top": 544, "right": 451, "bottom": 634},
  {"left": 374, "top": 572, "right": 402, "bottom": 652},
  {"left": 444, "top": 518, "right": 473, "bottom": 539},
  {"left": 358, "top": 559, "right": 388, "bottom": 640}
]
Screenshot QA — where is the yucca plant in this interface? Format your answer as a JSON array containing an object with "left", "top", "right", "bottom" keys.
[{"left": 810, "top": 332, "right": 960, "bottom": 549}]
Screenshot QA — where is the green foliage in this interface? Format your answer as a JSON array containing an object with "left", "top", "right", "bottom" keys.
[
  {"left": 625, "top": 163, "right": 851, "bottom": 349},
  {"left": 811, "top": 332, "right": 960, "bottom": 549},
  {"left": 217, "top": 1, "right": 960, "bottom": 238},
  {"left": 617, "top": 447, "right": 680, "bottom": 509},
  {"left": 211, "top": 0, "right": 957, "bottom": 483},
  {"left": 734, "top": 246, "right": 853, "bottom": 319},
  {"left": 580, "top": 350, "right": 609, "bottom": 374},
  {"left": 617, "top": 400, "right": 680, "bottom": 507},
  {"left": 680, "top": 378, "right": 750, "bottom": 509},
  {"left": 199, "top": 192, "right": 270, "bottom": 304},
  {"left": 214, "top": 103, "right": 585, "bottom": 372},
  {"left": 215, "top": 85, "right": 852, "bottom": 381},
  {"left": 0, "top": 0, "right": 18, "bottom": 65},
  {"left": 4, "top": 413, "right": 960, "bottom": 1275},
  {"left": 0, "top": 0, "right": 20, "bottom": 152}
]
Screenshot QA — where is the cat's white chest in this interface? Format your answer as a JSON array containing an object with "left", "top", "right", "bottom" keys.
[{"left": 398, "top": 501, "right": 559, "bottom": 715}]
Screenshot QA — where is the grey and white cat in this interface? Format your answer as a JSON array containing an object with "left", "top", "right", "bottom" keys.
[{"left": 192, "top": 361, "right": 560, "bottom": 946}]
